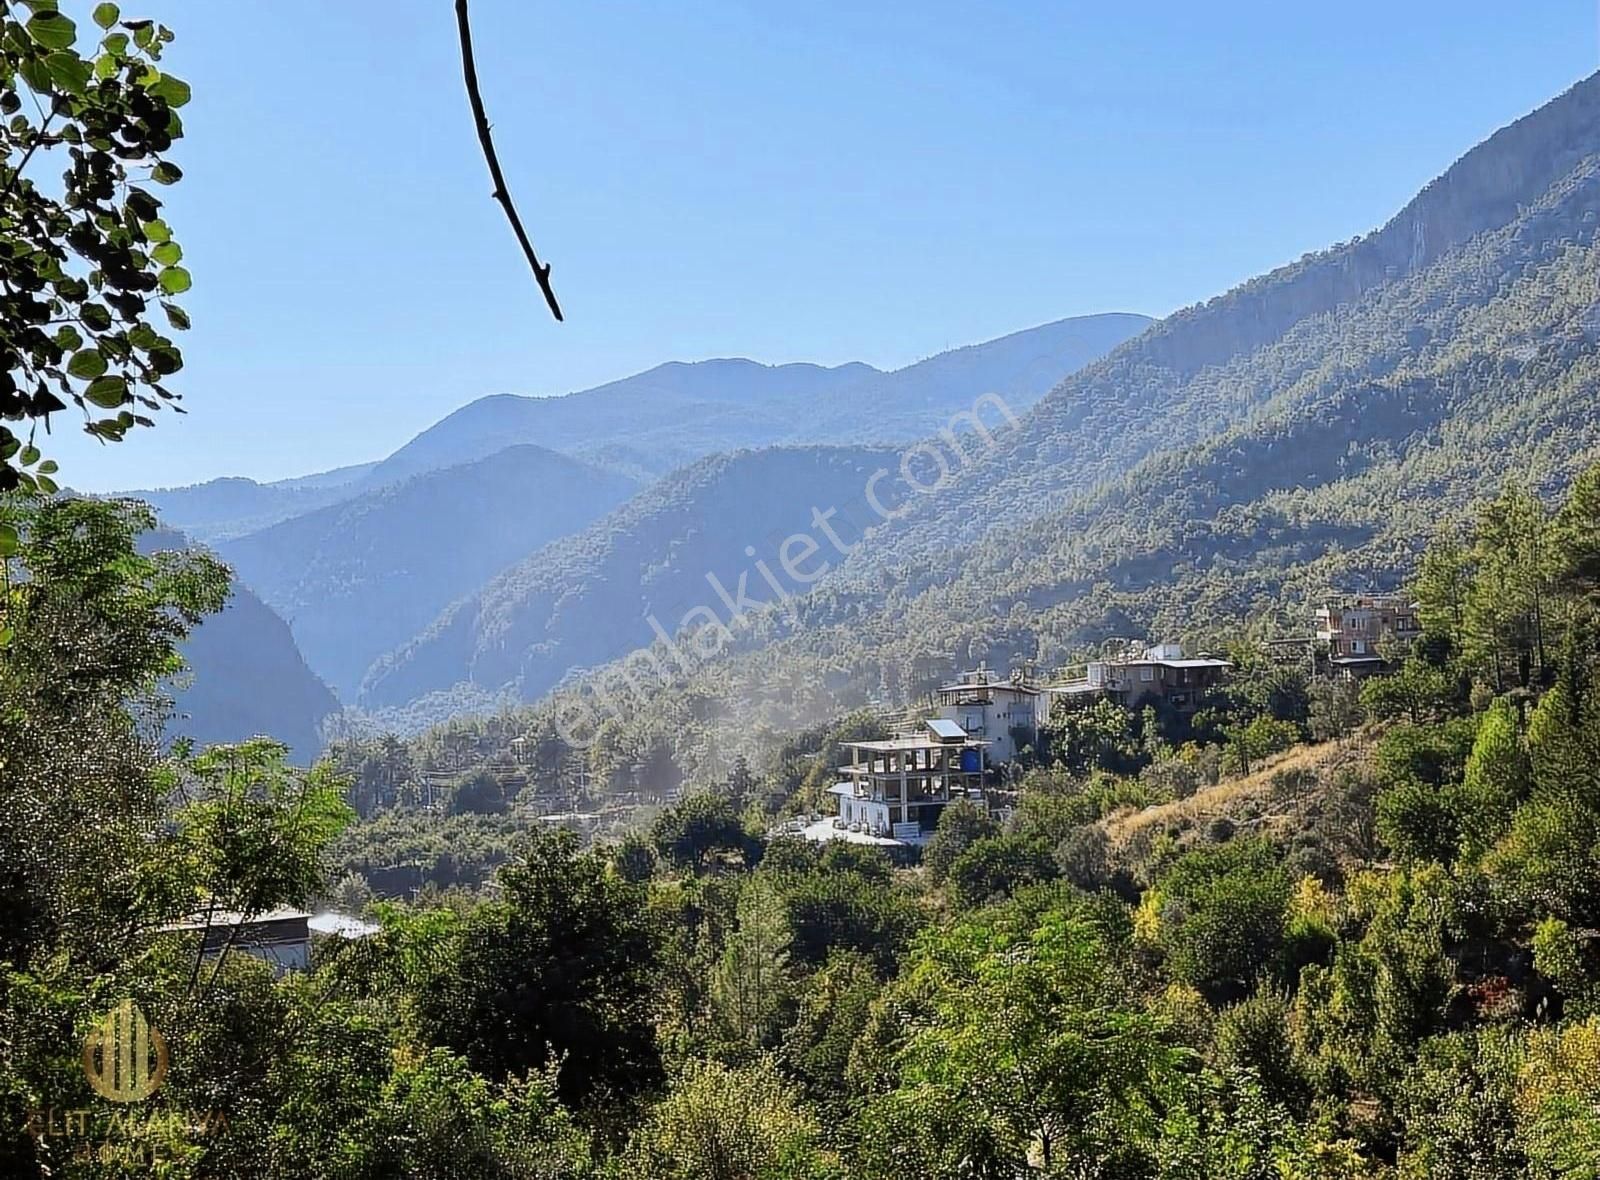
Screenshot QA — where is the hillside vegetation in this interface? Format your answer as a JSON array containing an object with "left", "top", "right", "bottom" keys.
[
  {"left": 496, "top": 72, "right": 1600, "bottom": 776},
  {"left": 220, "top": 445, "right": 638, "bottom": 698},
  {"left": 362, "top": 446, "right": 902, "bottom": 709}
]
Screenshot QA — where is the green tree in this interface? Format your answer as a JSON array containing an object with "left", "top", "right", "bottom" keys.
[
  {"left": 779, "top": 950, "right": 879, "bottom": 1106},
  {"left": 417, "top": 828, "right": 663, "bottom": 1111},
  {"left": 1359, "top": 656, "right": 1461, "bottom": 724},
  {"left": 449, "top": 767, "right": 511, "bottom": 816},
  {"left": 711, "top": 878, "right": 794, "bottom": 1049},
  {"left": 1413, "top": 529, "right": 1472, "bottom": 649},
  {"left": 1212, "top": 987, "right": 1310, "bottom": 1115},
  {"left": 0, "top": 5, "right": 193, "bottom": 493},
  {"left": 1048, "top": 697, "right": 1140, "bottom": 775},
  {"left": 0, "top": 495, "right": 225, "bottom": 967},
  {"left": 652, "top": 791, "right": 756, "bottom": 871},
  {"left": 854, "top": 906, "right": 1186, "bottom": 1177},
  {"left": 921, "top": 798, "right": 998, "bottom": 886},
  {"left": 624, "top": 1057, "right": 837, "bottom": 1180},
  {"left": 1145, "top": 839, "right": 1291, "bottom": 1001},
  {"left": 1462, "top": 483, "right": 1557, "bottom": 692},
  {"left": 1452, "top": 698, "right": 1531, "bottom": 859},
  {"left": 947, "top": 834, "right": 1057, "bottom": 909},
  {"left": 1552, "top": 463, "right": 1600, "bottom": 602}
]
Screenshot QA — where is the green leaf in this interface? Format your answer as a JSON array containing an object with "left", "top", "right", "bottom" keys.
[
  {"left": 147, "top": 73, "right": 190, "bottom": 107},
  {"left": 37, "top": 459, "right": 57, "bottom": 475},
  {"left": 160, "top": 300, "right": 190, "bottom": 330},
  {"left": 26, "top": 10, "right": 76, "bottom": 50},
  {"left": 54, "top": 325, "right": 82, "bottom": 351},
  {"left": 19, "top": 445, "right": 39, "bottom": 466},
  {"left": 67, "top": 348, "right": 107, "bottom": 379},
  {"left": 84, "top": 375, "right": 127, "bottom": 407},
  {"left": 0, "top": 627, "right": 13, "bottom": 649},
  {"left": 0, "top": 524, "right": 17, "bottom": 558},
  {"left": 158, "top": 265, "right": 190, "bottom": 294},
  {"left": 127, "top": 188, "right": 161, "bottom": 221},
  {"left": 93, "top": 2, "right": 119, "bottom": 29},
  {"left": 34, "top": 474, "right": 57, "bottom": 495},
  {"left": 142, "top": 218, "right": 171, "bottom": 243},
  {"left": 19, "top": 56, "right": 51, "bottom": 95},
  {"left": 151, "top": 241, "right": 181, "bottom": 266},
  {"left": 151, "top": 161, "right": 182, "bottom": 185},
  {"left": 81, "top": 303, "right": 112, "bottom": 331},
  {"left": 45, "top": 50, "right": 92, "bottom": 94}
]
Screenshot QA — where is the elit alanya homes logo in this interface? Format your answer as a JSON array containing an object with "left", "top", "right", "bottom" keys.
[
  {"left": 27, "top": 1000, "right": 227, "bottom": 1165},
  {"left": 81, "top": 998, "right": 168, "bottom": 1103}
]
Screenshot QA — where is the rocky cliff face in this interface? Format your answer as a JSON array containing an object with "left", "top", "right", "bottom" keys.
[{"left": 1138, "top": 73, "right": 1600, "bottom": 379}]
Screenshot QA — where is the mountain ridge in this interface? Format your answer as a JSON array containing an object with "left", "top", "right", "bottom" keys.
[{"left": 219, "top": 444, "right": 639, "bottom": 699}]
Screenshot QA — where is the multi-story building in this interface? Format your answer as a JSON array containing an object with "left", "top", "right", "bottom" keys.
[
  {"left": 934, "top": 664, "right": 1048, "bottom": 763},
  {"left": 1315, "top": 594, "right": 1420, "bottom": 677},
  {"left": 1049, "top": 643, "right": 1232, "bottom": 713},
  {"left": 809, "top": 719, "right": 988, "bottom": 846}
]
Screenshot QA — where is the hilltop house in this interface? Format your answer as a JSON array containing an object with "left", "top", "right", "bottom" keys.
[
  {"left": 1050, "top": 643, "right": 1232, "bottom": 714},
  {"left": 934, "top": 664, "right": 1048, "bottom": 763},
  {"left": 806, "top": 719, "right": 988, "bottom": 847},
  {"left": 1315, "top": 594, "right": 1420, "bottom": 677}
]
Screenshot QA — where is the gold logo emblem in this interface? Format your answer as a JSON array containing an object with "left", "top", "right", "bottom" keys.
[{"left": 81, "top": 1000, "right": 167, "bottom": 1103}]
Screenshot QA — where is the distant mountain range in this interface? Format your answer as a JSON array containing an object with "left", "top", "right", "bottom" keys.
[{"left": 124, "top": 312, "right": 1151, "bottom": 743}]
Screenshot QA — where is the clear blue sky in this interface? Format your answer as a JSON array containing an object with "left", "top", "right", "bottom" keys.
[{"left": 54, "top": 0, "right": 1600, "bottom": 491}]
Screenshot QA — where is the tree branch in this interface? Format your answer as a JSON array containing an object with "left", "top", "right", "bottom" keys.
[{"left": 454, "top": 0, "right": 564, "bottom": 322}]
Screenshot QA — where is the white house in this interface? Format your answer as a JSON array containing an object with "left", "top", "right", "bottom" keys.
[
  {"left": 806, "top": 719, "right": 989, "bottom": 847},
  {"left": 934, "top": 664, "right": 1048, "bottom": 763}
]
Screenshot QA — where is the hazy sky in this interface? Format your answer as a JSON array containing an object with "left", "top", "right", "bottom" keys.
[{"left": 49, "top": 0, "right": 1600, "bottom": 491}]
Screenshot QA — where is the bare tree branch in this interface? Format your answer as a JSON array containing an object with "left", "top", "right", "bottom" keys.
[{"left": 454, "top": 0, "right": 564, "bottom": 322}]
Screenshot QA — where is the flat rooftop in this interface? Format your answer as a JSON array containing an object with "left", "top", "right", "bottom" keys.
[{"left": 843, "top": 735, "right": 989, "bottom": 752}]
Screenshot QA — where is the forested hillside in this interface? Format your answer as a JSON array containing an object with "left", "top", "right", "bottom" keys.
[
  {"left": 13, "top": 11, "right": 1600, "bottom": 1177},
  {"left": 219, "top": 445, "right": 638, "bottom": 698},
  {"left": 295, "top": 462, "right": 1600, "bottom": 1177},
  {"left": 361, "top": 445, "right": 902, "bottom": 710},
  {"left": 491, "top": 72, "right": 1600, "bottom": 778},
  {"left": 140, "top": 525, "right": 337, "bottom": 758}
]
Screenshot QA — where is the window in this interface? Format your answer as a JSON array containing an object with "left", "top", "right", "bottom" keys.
[
  {"left": 1140, "top": 666, "right": 1155, "bottom": 682},
  {"left": 1352, "top": 639, "right": 1365, "bottom": 654}
]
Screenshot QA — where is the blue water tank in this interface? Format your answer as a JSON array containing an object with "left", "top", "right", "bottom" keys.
[{"left": 959, "top": 749, "right": 981, "bottom": 773}]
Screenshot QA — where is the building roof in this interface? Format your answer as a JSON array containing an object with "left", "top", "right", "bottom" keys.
[
  {"left": 925, "top": 718, "right": 968, "bottom": 740},
  {"left": 308, "top": 912, "right": 381, "bottom": 939},
  {"left": 799, "top": 817, "right": 912, "bottom": 847},
  {"left": 936, "top": 679, "right": 1044, "bottom": 696},
  {"left": 158, "top": 907, "right": 312, "bottom": 937},
  {"left": 1047, "top": 654, "right": 1231, "bottom": 691},
  {"left": 1050, "top": 681, "right": 1108, "bottom": 695},
  {"left": 827, "top": 782, "right": 855, "bottom": 796},
  {"left": 843, "top": 734, "right": 988, "bottom": 753}
]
